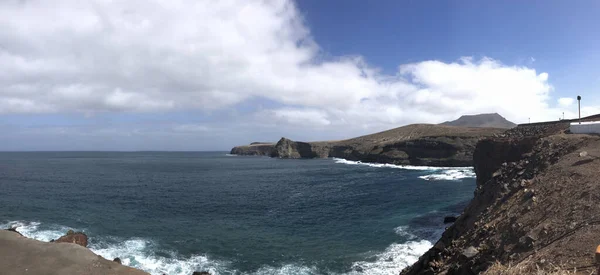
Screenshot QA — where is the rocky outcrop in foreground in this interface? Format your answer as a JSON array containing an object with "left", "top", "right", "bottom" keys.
[
  {"left": 54, "top": 229, "right": 88, "bottom": 247},
  {"left": 231, "top": 124, "right": 504, "bottom": 167},
  {"left": 0, "top": 230, "right": 148, "bottom": 275},
  {"left": 400, "top": 122, "right": 600, "bottom": 274},
  {"left": 1, "top": 229, "right": 213, "bottom": 275}
]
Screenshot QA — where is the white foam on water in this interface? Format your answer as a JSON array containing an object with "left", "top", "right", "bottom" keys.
[
  {"left": 332, "top": 158, "right": 470, "bottom": 171},
  {"left": 253, "top": 264, "right": 319, "bottom": 275},
  {"left": 2, "top": 220, "right": 433, "bottom": 275},
  {"left": 418, "top": 169, "right": 475, "bottom": 181},
  {"left": 1, "top": 220, "right": 73, "bottom": 241},
  {"left": 225, "top": 154, "right": 238, "bottom": 156},
  {"left": 347, "top": 240, "right": 432, "bottom": 275},
  {"left": 332, "top": 157, "right": 476, "bottom": 182},
  {"left": 90, "top": 238, "right": 231, "bottom": 275},
  {"left": 393, "top": 226, "right": 417, "bottom": 240}
]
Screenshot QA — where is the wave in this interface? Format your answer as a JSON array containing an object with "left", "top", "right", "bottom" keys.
[
  {"left": 348, "top": 240, "right": 431, "bottom": 275},
  {"left": 2, "top": 220, "right": 72, "bottom": 241},
  {"left": 333, "top": 158, "right": 475, "bottom": 181},
  {"left": 418, "top": 169, "right": 475, "bottom": 181},
  {"left": 225, "top": 154, "right": 237, "bottom": 156},
  {"left": 332, "top": 158, "right": 470, "bottom": 171},
  {"left": 1, "top": 220, "right": 432, "bottom": 275}
]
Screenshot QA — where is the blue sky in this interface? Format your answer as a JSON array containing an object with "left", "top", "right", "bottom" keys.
[
  {"left": 0, "top": 0, "right": 599, "bottom": 150},
  {"left": 297, "top": 0, "right": 600, "bottom": 96}
]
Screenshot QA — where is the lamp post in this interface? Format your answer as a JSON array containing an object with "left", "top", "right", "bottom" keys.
[{"left": 577, "top": 95, "right": 581, "bottom": 124}]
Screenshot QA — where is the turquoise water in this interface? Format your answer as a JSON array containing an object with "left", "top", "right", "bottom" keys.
[{"left": 0, "top": 152, "right": 475, "bottom": 275}]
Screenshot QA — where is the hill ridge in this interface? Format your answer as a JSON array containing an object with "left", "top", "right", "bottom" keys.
[{"left": 441, "top": 113, "right": 516, "bottom": 129}]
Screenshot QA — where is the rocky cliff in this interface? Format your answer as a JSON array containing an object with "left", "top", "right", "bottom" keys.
[
  {"left": 230, "top": 143, "right": 275, "bottom": 156},
  {"left": 231, "top": 124, "right": 504, "bottom": 167},
  {"left": 400, "top": 122, "right": 600, "bottom": 274}
]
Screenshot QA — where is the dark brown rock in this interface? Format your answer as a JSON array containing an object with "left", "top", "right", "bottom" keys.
[
  {"left": 6, "top": 227, "right": 23, "bottom": 236},
  {"left": 443, "top": 216, "right": 457, "bottom": 224},
  {"left": 55, "top": 231, "right": 88, "bottom": 247},
  {"left": 401, "top": 127, "right": 600, "bottom": 275},
  {"left": 114, "top": 257, "right": 122, "bottom": 264},
  {"left": 461, "top": 246, "right": 478, "bottom": 259},
  {"left": 192, "top": 272, "right": 211, "bottom": 275},
  {"left": 229, "top": 143, "right": 275, "bottom": 156}
]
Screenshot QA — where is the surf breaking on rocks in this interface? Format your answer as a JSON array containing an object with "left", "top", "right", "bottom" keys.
[
  {"left": 2, "top": 220, "right": 434, "bottom": 275},
  {"left": 332, "top": 158, "right": 476, "bottom": 181}
]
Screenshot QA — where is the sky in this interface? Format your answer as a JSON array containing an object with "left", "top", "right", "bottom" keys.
[{"left": 1, "top": 0, "right": 600, "bottom": 151}]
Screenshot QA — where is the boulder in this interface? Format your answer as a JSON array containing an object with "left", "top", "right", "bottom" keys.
[
  {"left": 55, "top": 230, "right": 88, "bottom": 247},
  {"left": 113, "top": 257, "right": 122, "bottom": 264},
  {"left": 443, "top": 216, "right": 457, "bottom": 224},
  {"left": 461, "top": 246, "right": 478, "bottom": 259},
  {"left": 192, "top": 272, "right": 211, "bottom": 275}
]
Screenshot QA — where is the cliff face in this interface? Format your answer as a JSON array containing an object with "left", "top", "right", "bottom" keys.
[
  {"left": 231, "top": 124, "right": 504, "bottom": 167},
  {"left": 273, "top": 138, "right": 330, "bottom": 158},
  {"left": 229, "top": 143, "right": 275, "bottom": 156},
  {"left": 400, "top": 122, "right": 600, "bottom": 274},
  {"left": 329, "top": 135, "right": 480, "bottom": 167}
]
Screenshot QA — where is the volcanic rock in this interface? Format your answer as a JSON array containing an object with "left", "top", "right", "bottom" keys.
[
  {"left": 55, "top": 230, "right": 88, "bottom": 247},
  {"left": 443, "top": 216, "right": 458, "bottom": 224}
]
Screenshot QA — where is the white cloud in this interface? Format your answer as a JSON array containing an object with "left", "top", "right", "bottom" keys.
[
  {"left": 270, "top": 108, "right": 331, "bottom": 126},
  {"left": 558, "top": 97, "right": 575, "bottom": 107},
  {"left": 173, "top": 124, "right": 211, "bottom": 133},
  {"left": 0, "top": 0, "right": 596, "bottom": 138}
]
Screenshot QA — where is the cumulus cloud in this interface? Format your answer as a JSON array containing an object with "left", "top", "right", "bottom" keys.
[
  {"left": 0, "top": 0, "right": 594, "bottom": 144},
  {"left": 558, "top": 97, "right": 575, "bottom": 107}
]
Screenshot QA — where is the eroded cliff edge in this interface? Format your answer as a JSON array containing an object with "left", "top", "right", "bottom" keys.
[
  {"left": 230, "top": 124, "right": 504, "bottom": 167},
  {"left": 400, "top": 122, "right": 600, "bottom": 274}
]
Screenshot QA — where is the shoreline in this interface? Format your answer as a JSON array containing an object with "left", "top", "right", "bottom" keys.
[
  {"left": 401, "top": 122, "right": 600, "bottom": 274},
  {"left": 0, "top": 229, "right": 149, "bottom": 275}
]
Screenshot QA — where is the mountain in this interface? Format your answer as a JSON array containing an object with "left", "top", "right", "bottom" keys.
[{"left": 441, "top": 113, "right": 516, "bottom": 129}]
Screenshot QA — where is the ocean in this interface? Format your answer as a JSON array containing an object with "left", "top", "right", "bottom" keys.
[{"left": 0, "top": 152, "right": 476, "bottom": 275}]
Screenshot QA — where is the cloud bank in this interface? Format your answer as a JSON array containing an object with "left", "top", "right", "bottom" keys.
[{"left": 0, "top": 0, "right": 593, "bottom": 149}]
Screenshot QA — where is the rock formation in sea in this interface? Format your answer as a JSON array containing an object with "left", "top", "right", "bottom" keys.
[{"left": 400, "top": 121, "right": 600, "bottom": 274}]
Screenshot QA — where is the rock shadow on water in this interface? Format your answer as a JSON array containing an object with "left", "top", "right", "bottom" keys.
[{"left": 405, "top": 200, "right": 470, "bottom": 242}]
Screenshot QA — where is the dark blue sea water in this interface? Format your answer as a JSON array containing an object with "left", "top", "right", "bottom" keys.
[{"left": 0, "top": 152, "right": 475, "bottom": 275}]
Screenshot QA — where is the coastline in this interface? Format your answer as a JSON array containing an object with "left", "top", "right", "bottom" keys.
[
  {"left": 1, "top": 155, "right": 475, "bottom": 275},
  {"left": 231, "top": 124, "right": 504, "bottom": 167},
  {"left": 0, "top": 230, "right": 149, "bottom": 275},
  {"left": 5, "top": 120, "right": 596, "bottom": 275},
  {"left": 401, "top": 122, "right": 600, "bottom": 274}
]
